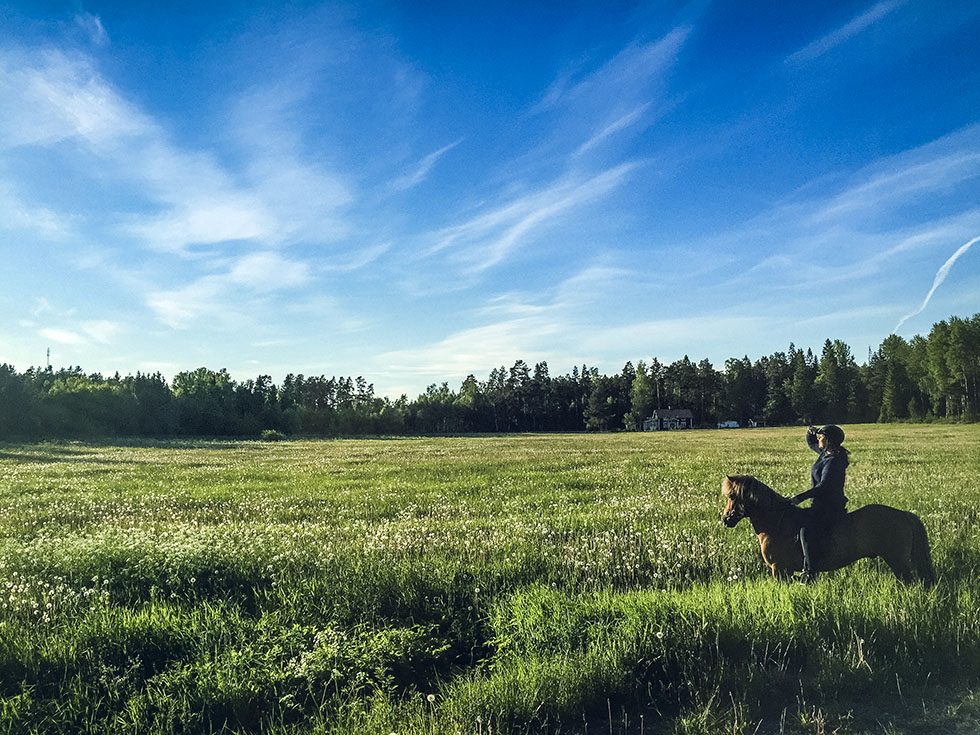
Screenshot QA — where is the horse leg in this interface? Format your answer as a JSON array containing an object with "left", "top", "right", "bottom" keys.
[
  {"left": 771, "top": 564, "right": 792, "bottom": 581},
  {"left": 881, "top": 537, "right": 916, "bottom": 584},
  {"left": 910, "top": 515, "right": 936, "bottom": 587},
  {"left": 883, "top": 516, "right": 935, "bottom": 586},
  {"left": 885, "top": 558, "right": 914, "bottom": 583},
  {"left": 761, "top": 536, "right": 799, "bottom": 582}
]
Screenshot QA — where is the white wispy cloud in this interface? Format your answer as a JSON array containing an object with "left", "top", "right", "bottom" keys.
[
  {"left": 786, "top": 0, "right": 905, "bottom": 64},
  {"left": 0, "top": 45, "right": 354, "bottom": 254},
  {"left": 408, "top": 29, "right": 687, "bottom": 281},
  {"left": 320, "top": 243, "right": 391, "bottom": 273},
  {"left": 0, "top": 182, "right": 72, "bottom": 239},
  {"left": 81, "top": 320, "right": 123, "bottom": 344},
  {"left": 586, "top": 315, "right": 771, "bottom": 356},
  {"left": 146, "top": 251, "right": 313, "bottom": 328},
  {"left": 426, "top": 161, "right": 641, "bottom": 273},
  {"left": 283, "top": 295, "right": 371, "bottom": 334},
  {"left": 373, "top": 260, "right": 791, "bottom": 394},
  {"left": 146, "top": 278, "right": 225, "bottom": 330},
  {"left": 124, "top": 196, "right": 277, "bottom": 253},
  {"left": 806, "top": 150, "right": 980, "bottom": 226},
  {"left": 376, "top": 264, "right": 633, "bottom": 385},
  {"left": 40, "top": 327, "right": 86, "bottom": 345},
  {"left": 551, "top": 263, "right": 636, "bottom": 307},
  {"left": 533, "top": 28, "right": 689, "bottom": 114},
  {"left": 575, "top": 102, "right": 652, "bottom": 156},
  {"left": 894, "top": 235, "right": 980, "bottom": 332},
  {"left": 229, "top": 81, "right": 354, "bottom": 246},
  {"left": 613, "top": 121, "right": 980, "bottom": 354},
  {"left": 711, "top": 124, "right": 980, "bottom": 295},
  {"left": 33, "top": 316, "right": 124, "bottom": 352},
  {"left": 379, "top": 317, "right": 565, "bottom": 379},
  {"left": 74, "top": 13, "right": 109, "bottom": 47},
  {"left": 227, "top": 251, "right": 312, "bottom": 292},
  {"left": 31, "top": 298, "right": 56, "bottom": 318},
  {"left": 736, "top": 210, "right": 980, "bottom": 293},
  {"left": 527, "top": 28, "right": 688, "bottom": 167},
  {"left": 391, "top": 139, "right": 463, "bottom": 191},
  {"left": 0, "top": 49, "right": 148, "bottom": 148},
  {"left": 0, "top": 48, "right": 269, "bottom": 253}
]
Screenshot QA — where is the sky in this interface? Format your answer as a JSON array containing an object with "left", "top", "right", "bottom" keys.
[{"left": 1, "top": 1, "right": 979, "bottom": 397}]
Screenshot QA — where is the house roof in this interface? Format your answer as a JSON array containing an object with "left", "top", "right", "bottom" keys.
[{"left": 649, "top": 409, "right": 694, "bottom": 419}]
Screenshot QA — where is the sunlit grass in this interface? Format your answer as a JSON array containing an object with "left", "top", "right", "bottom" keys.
[{"left": 0, "top": 425, "right": 978, "bottom": 733}]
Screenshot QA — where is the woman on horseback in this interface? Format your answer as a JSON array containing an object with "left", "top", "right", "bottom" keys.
[{"left": 791, "top": 424, "right": 849, "bottom": 582}]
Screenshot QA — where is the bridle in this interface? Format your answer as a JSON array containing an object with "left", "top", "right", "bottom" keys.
[
  {"left": 722, "top": 477, "right": 755, "bottom": 527},
  {"left": 723, "top": 476, "right": 799, "bottom": 535}
]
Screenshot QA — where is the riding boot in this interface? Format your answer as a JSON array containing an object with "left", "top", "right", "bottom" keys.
[{"left": 799, "top": 526, "right": 817, "bottom": 584}]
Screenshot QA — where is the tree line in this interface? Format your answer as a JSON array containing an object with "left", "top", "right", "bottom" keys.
[{"left": 1, "top": 313, "right": 978, "bottom": 439}]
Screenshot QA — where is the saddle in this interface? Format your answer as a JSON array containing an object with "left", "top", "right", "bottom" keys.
[{"left": 792, "top": 507, "right": 846, "bottom": 556}]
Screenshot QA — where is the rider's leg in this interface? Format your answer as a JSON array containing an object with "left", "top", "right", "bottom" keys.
[{"left": 799, "top": 525, "right": 816, "bottom": 582}]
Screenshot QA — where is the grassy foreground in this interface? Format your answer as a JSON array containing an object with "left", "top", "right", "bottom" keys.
[{"left": 0, "top": 425, "right": 978, "bottom": 733}]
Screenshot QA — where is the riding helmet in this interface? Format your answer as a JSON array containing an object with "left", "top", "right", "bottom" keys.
[{"left": 816, "top": 424, "right": 845, "bottom": 445}]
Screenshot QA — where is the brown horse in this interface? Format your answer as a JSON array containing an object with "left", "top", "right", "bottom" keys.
[{"left": 721, "top": 474, "right": 934, "bottom": 586}]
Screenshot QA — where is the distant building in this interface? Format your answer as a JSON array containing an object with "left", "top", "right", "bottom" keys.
[
  {"left": 643, "top": 408, "right": 694, "bottom": 431},
  {"left": 718, "top": 420, "right": 740, "bottom": 429}
]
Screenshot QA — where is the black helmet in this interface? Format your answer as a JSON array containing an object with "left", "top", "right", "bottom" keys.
[{"left": 817, "top": 424, "right": 845, "bottom": 446}]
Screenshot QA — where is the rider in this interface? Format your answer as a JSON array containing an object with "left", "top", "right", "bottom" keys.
[{"left": 790, "top": 425, "right": 849, "bottom": 582}]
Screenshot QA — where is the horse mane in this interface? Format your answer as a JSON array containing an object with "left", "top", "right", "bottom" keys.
[{"left": 723, "top": 474, "right": 796, "bottom": 511}]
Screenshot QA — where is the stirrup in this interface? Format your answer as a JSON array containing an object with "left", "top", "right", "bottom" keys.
[{"left": 798, "top": 569, "right": 817, "bottom": 584}]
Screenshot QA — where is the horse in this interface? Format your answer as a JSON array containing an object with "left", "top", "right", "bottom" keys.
[{"left": 721, "top": 474, "right": 934, "bottom": 586}]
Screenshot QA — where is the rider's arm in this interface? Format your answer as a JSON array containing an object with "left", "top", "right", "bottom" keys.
[
  {"left": 794, "top": 455, "right": 845, "bottom": 504},
  {"left": 806, "top": 428, "right": 820, "bottom": 453},
  {"left": 793, "top": 486, "right": 815, "bottom": 504}
]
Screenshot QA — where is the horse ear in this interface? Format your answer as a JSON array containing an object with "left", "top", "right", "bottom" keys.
[{"left": 725, "top": 475, "right": 734, "bottom": 482}]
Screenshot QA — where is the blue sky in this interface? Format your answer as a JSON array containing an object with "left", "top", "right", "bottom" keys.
[{"left": 1, "top": 1, "right": 979, "bottom": 396}]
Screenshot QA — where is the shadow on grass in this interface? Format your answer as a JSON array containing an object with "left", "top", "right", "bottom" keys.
[
  {"left": 0, "top": 439, "right": 262, "bottom": 464},
  {"left": 0, "top": 450, "right": 164, "bottom": 466}
]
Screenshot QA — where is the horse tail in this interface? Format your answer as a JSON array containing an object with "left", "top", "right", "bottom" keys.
[{"left": 908, "top": 512, "right": 935, "bottom": 588}]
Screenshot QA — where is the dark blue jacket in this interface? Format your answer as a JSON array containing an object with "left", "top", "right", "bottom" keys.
[{"left": 796, "top": 433, "right": 848, "bottom": 517}]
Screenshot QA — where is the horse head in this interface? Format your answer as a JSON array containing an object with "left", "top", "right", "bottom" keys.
[{"left": 721, "top": 474, "right": 757, "bottom": 527}]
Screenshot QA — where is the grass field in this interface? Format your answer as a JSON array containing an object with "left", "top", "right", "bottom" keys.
[{"left": 0, "top": 425, "right": 978, "bottom": 734}]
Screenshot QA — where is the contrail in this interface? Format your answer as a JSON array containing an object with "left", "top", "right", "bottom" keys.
[{"left": 894, "top": 235, "right": 980, "bottom": 332}]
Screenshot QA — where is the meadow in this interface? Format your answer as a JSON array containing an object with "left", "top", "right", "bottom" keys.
[{"left": 0, "top": 425, "right": 978, "bottom": 734}]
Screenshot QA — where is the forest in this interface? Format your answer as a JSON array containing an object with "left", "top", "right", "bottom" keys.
[{"left": 1, "top": 313, "right": 978, "bottom": 439}]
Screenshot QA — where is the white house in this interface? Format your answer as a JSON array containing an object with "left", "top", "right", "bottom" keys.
[{"left": 643, "top": 408, "right": 694, "bottom": 431}]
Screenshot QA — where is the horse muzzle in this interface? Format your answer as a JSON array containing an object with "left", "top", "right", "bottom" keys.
[{"left": 721, "top": 509, "right": 743, "bottom": 528}]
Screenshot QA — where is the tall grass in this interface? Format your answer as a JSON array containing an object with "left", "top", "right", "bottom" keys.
[{"left": 0, "top": 425, "right": 978, "bottom": 733}]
